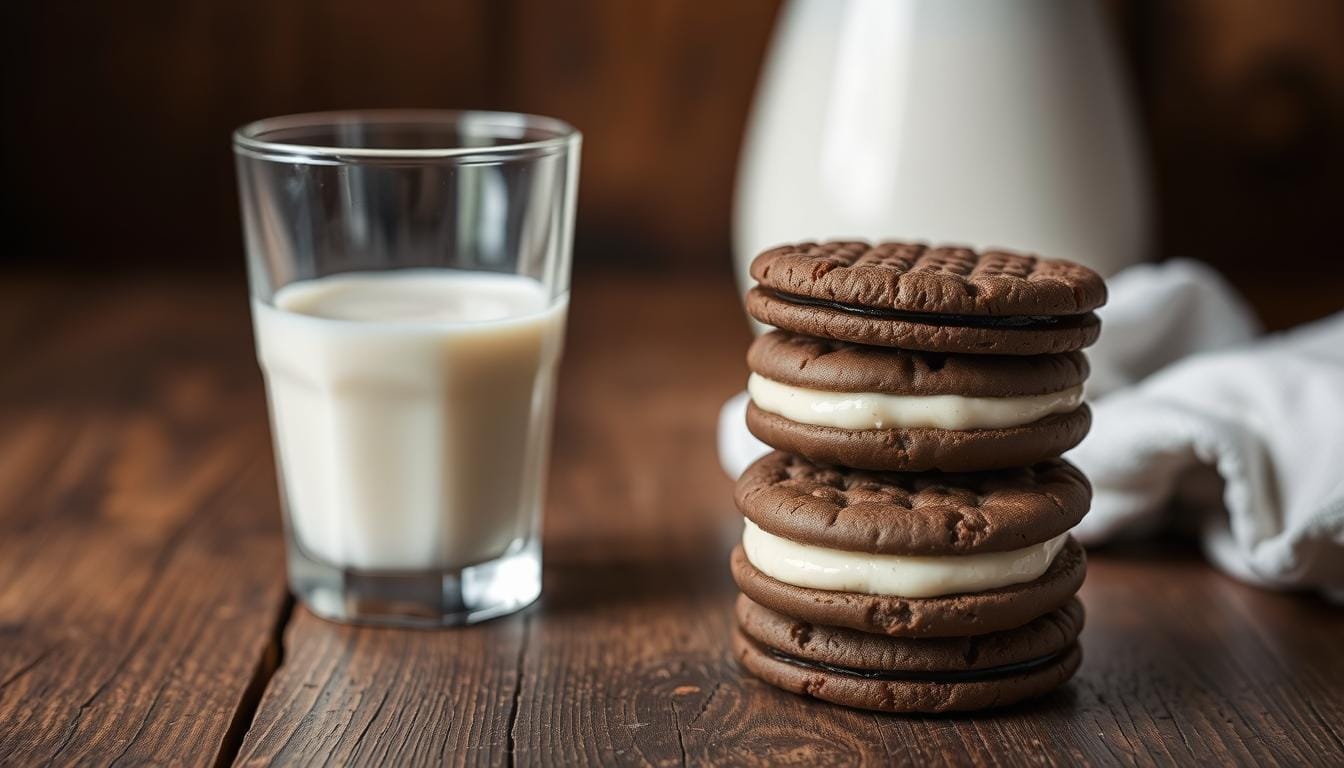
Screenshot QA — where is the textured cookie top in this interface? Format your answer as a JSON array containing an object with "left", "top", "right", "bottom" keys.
[
  {"left": 736, "top": 451, "right": 1090, "bottom": 555},
  {"left": 750, "top": 241, "right": 1107, "bottom": 316},
  {"left": 747, "top": 330, "right": 1089, "bottom": 397}
]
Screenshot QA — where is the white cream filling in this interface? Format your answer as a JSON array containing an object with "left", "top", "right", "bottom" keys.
[
  {"left": 742, "top": 520, "right": 1068, "bottom": 598},
  {"left": 747, "top": 373, "right": 1082, "bottom": 430}
]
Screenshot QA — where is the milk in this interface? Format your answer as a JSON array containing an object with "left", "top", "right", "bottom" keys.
[{"left": 252, "top": 270, "right": 567, "bottom": 572}]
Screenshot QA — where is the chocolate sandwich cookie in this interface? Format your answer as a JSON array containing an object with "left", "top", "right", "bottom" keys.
[
  {"left": 734, "top": 595, "right": 1083, "bottom": 712},
  {"left": 733, "top": 627, "right": 1081, "bottom": 714},
  {"left": 736, "top": 594, "right": 1084, "bottom": 675},
  {"left": 730, "top": 539, "right": 1086, "bottom": 638},
  {"left": 736, "top": 451, "right": 1091, "bottom": 556},
  {"left": 745, "top": 331, "right": 1091, "bottom": 471},
  {"left": 747, "top": 241, "right": 1106, "bottom": 355}
]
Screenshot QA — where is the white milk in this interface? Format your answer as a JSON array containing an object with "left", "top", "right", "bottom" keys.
[{"left": 252, "top": 269, "right": 567, "bottom": 572}]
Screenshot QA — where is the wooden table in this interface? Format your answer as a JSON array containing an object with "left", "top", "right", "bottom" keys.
[{"left": 2, "top": 271, "right": 1340, "bottom": 767}]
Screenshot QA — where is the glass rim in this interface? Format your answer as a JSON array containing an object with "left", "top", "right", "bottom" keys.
[{"left": 232, "top": 109, "right": 581, "bottom": 163}]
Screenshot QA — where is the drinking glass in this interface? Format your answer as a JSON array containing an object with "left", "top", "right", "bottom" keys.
[{"left": 234, "top": 110, "right": 580, "bottom": 626}]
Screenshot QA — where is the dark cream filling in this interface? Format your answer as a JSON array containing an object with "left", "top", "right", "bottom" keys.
[
  {"left": 765, "top": 644, "right": 1070, "bottom": 683},
  {"left": 772, "top": 290, "right": 1094, "bottom": 330}
]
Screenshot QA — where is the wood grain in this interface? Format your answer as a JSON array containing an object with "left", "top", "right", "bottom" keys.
[
  {"left": 233, "top": 609, "right": 525, "bottom": 766},
  {"left": 2, "top": 273, "right": 1342, "bottom": 766},
  {"left": 501, "top": 0, "right": 780, "bottom": 268},
  {"left": 0, "top": 277, "right": 289, "bottom": 765}
]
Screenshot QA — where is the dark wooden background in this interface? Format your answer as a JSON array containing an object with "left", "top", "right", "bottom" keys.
[{"left": 4, "top": 0, "right": 1344, "bottom": 326}]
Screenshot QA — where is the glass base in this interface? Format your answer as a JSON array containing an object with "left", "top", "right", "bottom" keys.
[{"left": 288, "top": 538, "right": 541, "bottom": 627}]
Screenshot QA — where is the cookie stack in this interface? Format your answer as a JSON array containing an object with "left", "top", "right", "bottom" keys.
[{"left": 730, "top": 241, "right": 1106, "bottom": 713}]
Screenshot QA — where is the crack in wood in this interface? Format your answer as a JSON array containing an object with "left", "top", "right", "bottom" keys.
[
  {"left": 107, "top": 673, "right": 173, "bottom": 768},
  {"left": 505, "top": 613, "right": 531, "bottom": 767},
  {"left": 868, "top": 713, "right": 899, "bottom": 764},
  {"left": 0, "top": 647, "right": 52, "bottom": 692},
  {"left": 215, "top": 592, "right": 294, "bottom": 768},
  {"left": 44, "top": 691, "right": 98, "bottom": 768},
  {"left": 687, "top": 681, "right": 722, "bottom": 728},
  {"left": 345, "top": 688, "right": 391, "bottom": 766},
  {"left": 669, "top": 698, "right": 688, "bottom": 768}
]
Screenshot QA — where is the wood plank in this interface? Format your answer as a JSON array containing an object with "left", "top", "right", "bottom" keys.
[
  {"left": 508, "top": 273, "right": 755, "bottom": 764},
  {"left": 233, "top": 609, "right": 525, "bottom": 766},
  {"left": 507, "top": 549, "right": 1344, "bottom": 767},
  {"left": 0, "top": 276, "right": 289, "bottom": 765},
  {"left": 4, "top": 273, "right": 1341, "bottom": 765},
  {"left": 857, "top": 545, "right": 1344, "bottom": 768}
]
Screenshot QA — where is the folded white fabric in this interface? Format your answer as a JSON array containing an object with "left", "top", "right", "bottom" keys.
[
  {"left": 717, "top": 259, "right": 1344, "bottom": 601},
  {"left": 1071, "top": 310, "right": 1344, "bottom": 602},
  {"left": 1080, "top": 259, "right": 1260, "bottom": 397}
]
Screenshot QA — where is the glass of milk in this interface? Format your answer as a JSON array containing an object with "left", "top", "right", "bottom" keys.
[{"left": 233, "top": 111, "right": 579, "bottom": 626}]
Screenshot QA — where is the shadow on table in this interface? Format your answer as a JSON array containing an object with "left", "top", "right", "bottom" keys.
[{"left": 537, "top": 539, "right": 736, "bottom": 616}]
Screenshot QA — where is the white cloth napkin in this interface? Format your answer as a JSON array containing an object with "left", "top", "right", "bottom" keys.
[{"left": 717, "top": 259, "right": 1344, "bottom": 601}]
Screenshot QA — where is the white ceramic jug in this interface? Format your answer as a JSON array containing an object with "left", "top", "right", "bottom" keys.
[{"left": 734, "top": 0, "right": 1151, "bottom": 304}]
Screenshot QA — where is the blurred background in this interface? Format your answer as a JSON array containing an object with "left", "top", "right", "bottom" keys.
[{"left": 3, "top": 0, "right": 1343, "bottom": 328}]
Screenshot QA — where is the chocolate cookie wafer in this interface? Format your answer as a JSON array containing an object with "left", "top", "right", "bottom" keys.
[
  {"left": 747, "top": 241, "right": 1106, "bottom": 355},
  {"left": 745, "top": 331, "right": 1090, "bottom": 471},
  {"left": 736, "top": 451, "right": 1091, "bottom": 556},
  {"left": 734, "top": 595, "right": 1084, "bottom": 713},
  {"left": 731, "top": 539, "right": 1086, "bottom": 638}
]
